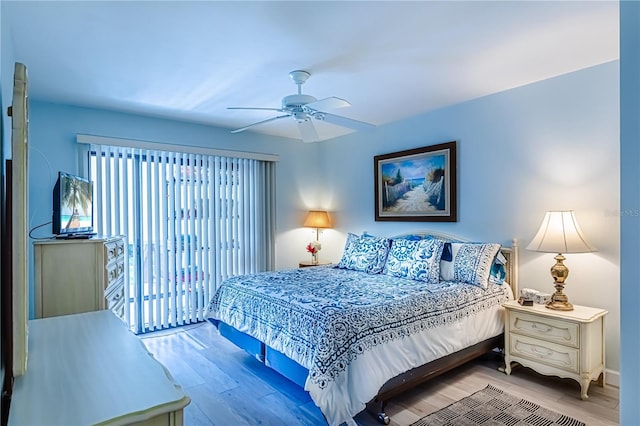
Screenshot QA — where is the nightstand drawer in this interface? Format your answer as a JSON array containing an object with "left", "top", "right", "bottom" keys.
[
  {"left": 510, "top": 333, "right": 579, "bottom": 374},
  {"left": 510, "top": 311, "right": 579, "bottom": 348}
]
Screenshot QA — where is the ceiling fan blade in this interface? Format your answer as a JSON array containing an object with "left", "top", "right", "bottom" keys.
[
  {"left": 297, "top": 119, "right": 319, "bottom": 143},
  {"left": 230, "top": 114, "right": 291, "bottom": 134},
  {"left": 316, "top": 112, "right": 375, "bottom": 131},
  {"left": 304, "top": 97, "right": 350, "bottom": 111},
  {"left": 228, "top": 107, "right": 284, "bottom": 112}
]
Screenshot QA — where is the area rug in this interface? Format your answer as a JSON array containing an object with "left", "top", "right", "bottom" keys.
[{"left": 411, "top": 384, "right": 585, "bottom": 426}]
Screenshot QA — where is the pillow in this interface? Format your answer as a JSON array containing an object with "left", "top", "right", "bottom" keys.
[
  {"left": 393, "top": 234, "right": 424, "bottom": 241},
  {"left": 391, "top": 235, "right": 453, "bottom": 258},
  {"left": 489, "top": 251, "right": 508, "bottom": 285},
  {"left": 383, "top": 238, "right": 444, "bottom": 283},
  {"left": 341, "top": 232, "right": 361, "bottom": 255},
  {"left": 337, "top": 233, "right": 391, "bottom": 274},
  {"left": 440, "top": 242, "right": 501, "bottom": 288},
  {"left": 441, "top": 242, "right": 453, "bottom": 262}
]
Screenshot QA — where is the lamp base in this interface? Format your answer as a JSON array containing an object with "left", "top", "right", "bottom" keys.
[
  {"left": 546, "top": 299, "right": 574, "bottom": 311},
  {"left": 545, "top": 253, "right": 574, "bottom": 311}
]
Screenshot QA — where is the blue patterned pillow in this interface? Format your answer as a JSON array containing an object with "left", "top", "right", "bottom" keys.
[
  {"left": 337, "top": 233, "right": 391, "bottom": 274},
  {"left": 440, "top": 242, "right": 501, "bottom": 288},
  {"left": 383, "top": 239, "right": 419, "bottom": 278},
  {"left": 336, "top": 232, "right": 360, "bottom": 268},
  {"left": 341, "top": 233, "right": 361, "bottom": 256},
  {"left": 384, "top": 238, "right": 444, "bottom": 283}
]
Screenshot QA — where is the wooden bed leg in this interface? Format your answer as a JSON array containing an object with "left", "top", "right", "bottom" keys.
[
  {"left": 367, "top": 400, "right": 390, "bottom": 425},
  {"left": 377, "top": 411, "right": 390, "bottom": 425}
]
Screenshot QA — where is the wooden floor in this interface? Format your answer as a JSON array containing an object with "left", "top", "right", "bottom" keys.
[{"left": 140, "top": 321, "right": 619, "bottom": 426}]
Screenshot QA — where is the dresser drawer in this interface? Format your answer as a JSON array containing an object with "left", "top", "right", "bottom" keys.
[
  {"left": 510, "top": 333, "right": 579, "bottom": 374},
  {"left": 105, "top": 278, "right": 124, "bottom": 306},
  {"left": 105, "top": 240, "right": 120, "bottom": 263},
  {"left": 110, "top": 295, "right": 126, "bottom": 320},
  {"left": 116, "top": 238, "right": 126, "bottom": 257},
  {"left": 105, "top": 259, "right": 125, "bottom": 285},
  {"left": 510, "top": 311, "right": 579, "bottom": 348}
]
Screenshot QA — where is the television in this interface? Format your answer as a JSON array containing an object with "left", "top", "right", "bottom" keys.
[{"left": 52, "top": 171, "right": 95, "bottom": 238}]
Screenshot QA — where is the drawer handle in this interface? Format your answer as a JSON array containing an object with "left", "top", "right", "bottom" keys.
[
  {"left": 531, "top": 345, "right": 554, "bottom": 358},
  {"left": 532, "top": 322, "right": 552, "bottom": 332}
]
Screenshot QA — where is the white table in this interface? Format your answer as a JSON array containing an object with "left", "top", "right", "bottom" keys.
[
  {"left": 9, "top": 310, "right": 190, "bottom": 425},
  {"left": 503, "top": 300, "right": 607, "bottom": 400}
]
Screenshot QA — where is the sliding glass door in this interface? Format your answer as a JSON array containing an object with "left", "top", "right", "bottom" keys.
[{"left": 88, "top": 145, "right": 275, "bottom": 333}]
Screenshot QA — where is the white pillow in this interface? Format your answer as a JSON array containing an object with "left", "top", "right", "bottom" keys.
[{"left": 440, "top": 242, "right": 501, "bottom": 288}]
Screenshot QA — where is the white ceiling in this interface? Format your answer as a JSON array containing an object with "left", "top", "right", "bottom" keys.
[{"left": 4, "top": 1, "right": 619, "bottom": 142}]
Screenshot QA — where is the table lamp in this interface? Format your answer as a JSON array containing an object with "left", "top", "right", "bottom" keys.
[
  {"left": 303, "top": 210, "right": 332, "bottom": 240},
  {"left": 303, "top": 210, "right": 332, "bottom": 264},
  {"left": 526, "top": 210, "right": 596, "bottom": 311}
]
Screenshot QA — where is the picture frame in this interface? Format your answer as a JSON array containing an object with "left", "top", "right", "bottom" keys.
[{"left": 374, "top": 141, "right": 457, "bottom": 222}]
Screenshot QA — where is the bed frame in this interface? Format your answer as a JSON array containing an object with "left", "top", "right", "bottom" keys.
[{"left": 213, "top": 234, "right": 519, "bottom": 424}]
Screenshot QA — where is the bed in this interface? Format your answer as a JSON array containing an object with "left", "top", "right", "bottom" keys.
[{"left": 206, "top": 232, "right": 518, "bottom": 426}]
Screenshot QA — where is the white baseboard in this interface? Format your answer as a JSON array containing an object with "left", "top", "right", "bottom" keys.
[{"left": 606, "top": 368, "right": 619, "bottom": 388}]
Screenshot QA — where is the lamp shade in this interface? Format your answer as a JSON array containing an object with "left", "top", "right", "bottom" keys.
[
  {"left": 526, "top": 210, "right": 596, "bottom": 254},
  {"left": 303, "top": 210, "right": 332, "bottom": 228}
]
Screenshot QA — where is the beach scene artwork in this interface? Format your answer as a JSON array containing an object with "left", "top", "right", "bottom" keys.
[
  {"left": 380, "top": 153, "right": 447, "bottom": 213},
  {"left": 375, "top": 141, "right": 456, "bottom": 222}
]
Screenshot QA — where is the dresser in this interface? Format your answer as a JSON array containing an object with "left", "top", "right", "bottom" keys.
[
  {"left": 9, "top": 310, "right": 190, "bottom": 425},
  {"left": 503, "top": 301, "right": 607, "bottom": 399},
  {"left": 34, "top": 236, "right": 126, "bottom": 319}
]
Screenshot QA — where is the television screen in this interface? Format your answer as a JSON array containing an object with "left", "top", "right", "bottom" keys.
[{"left": 52, "top": 171, "right": 94, "bottom": 237}]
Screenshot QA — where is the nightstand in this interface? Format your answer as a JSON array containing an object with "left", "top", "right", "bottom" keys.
[
  {"left": 299, "top": 261, "right": 331, "bottom": 268},
  {"left": 503, "top": 300, "right": 607, "bottom": 400}
]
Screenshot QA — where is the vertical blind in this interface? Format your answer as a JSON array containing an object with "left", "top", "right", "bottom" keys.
[{"left": 88, "top": 143, "right": 276, "bottom": 333}]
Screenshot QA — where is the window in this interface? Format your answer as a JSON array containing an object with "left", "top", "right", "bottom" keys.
[{"left": 87, "top": 142, "right": 276, "bottom": 333}]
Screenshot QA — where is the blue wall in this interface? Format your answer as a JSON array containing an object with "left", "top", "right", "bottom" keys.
[
  {"left": 620, "top": 1, "right": 640, "bottom": 424},
  {"left": 322, "top": 62, "right": 618, "bottom": 243}
]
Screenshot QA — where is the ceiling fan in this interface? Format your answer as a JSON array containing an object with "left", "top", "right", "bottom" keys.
[{"left": 228, "top": 70, "right": 375, "bottom": 143}]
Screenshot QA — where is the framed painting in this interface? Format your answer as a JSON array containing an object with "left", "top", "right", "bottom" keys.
[{"left": 374, "top": 141, "right": 457, "bottom": 222}]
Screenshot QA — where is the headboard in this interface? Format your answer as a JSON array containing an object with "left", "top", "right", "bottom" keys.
[{"left": 392, "top": 231, "right": 519, "bottom": 297}]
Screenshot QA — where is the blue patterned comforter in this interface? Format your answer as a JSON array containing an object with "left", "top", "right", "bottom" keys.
[{"left": 206, "top": 266, "right": 509, "bottom": 393}]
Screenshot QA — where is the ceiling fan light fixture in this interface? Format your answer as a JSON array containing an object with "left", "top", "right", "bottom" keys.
[
  {"left": 282, "top": 94, "right": 316, "bottom": 109},
  {"left": 293, "top": 111, "right": 309, "bottom": 123}
]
